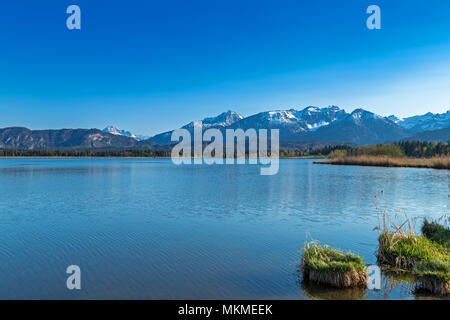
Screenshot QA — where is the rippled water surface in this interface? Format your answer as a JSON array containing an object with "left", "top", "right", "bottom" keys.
[{"left": 0, "top": 158, "right": 448, "bottom": 299}]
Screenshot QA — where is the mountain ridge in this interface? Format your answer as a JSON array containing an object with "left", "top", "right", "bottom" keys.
[
  {"left": 0, "top": 107, "right": 448, "bottom": 149},
  {"left": 0, "top": 127, "right": 157, "bottom": 150},
  {"left": 147, "top": 106, "right": 449, "bottom": 145}
]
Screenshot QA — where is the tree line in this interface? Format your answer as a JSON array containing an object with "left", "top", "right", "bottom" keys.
[
  {"left": 324, "top": 141, "right": 450, "bottom": 159},
  {"left": 0, "top": 149, "right": 172, "bottom": 157},
  {"left": 0, "top": 141, "right": 448, "bottom": 158}
]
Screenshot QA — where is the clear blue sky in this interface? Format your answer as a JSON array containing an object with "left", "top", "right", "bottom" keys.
[{"left": 0, "top": 0, "right": 449, "bottom": 136}]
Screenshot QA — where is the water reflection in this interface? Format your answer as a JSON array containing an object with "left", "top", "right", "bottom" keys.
[
  {"left": 297, "top": 268, "right": 448, "bottom": 300},
  {"left": 300, "top": 278, "right": 367, "bottom": 300},
  {"left": 0, "top": 158, "right": 447, "bottom": 299}
]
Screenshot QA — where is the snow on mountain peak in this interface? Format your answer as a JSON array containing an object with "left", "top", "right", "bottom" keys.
[
  {"left": 102, "top": 126, "right": 137, "bottom": 139},
  {"left": 182, "top": 110, "right": 244, "bottom": 131},
  {"left": 147, "top": 106, "right": 449, "bottom": 145},
  {"left": 203, "top": 110, "right": 244, "bottom": 127},
  {"left": 394, "top": 110, "right": 450, "bottom": 132},
  {"left": 304, "top": 106, "right": 320, "bottom": 113},
  {"left": 350, "top": 109, "right": 382, "bottom": 121},
  {"left": 251, "top": 106, "right": 346, "bottom": 132},
  {"left": 264, "top": 110, "right": 297, "bottom": 122}
]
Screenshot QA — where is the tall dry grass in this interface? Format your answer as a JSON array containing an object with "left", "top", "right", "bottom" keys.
[{"left": 315, "top": 155, "right": 450, "bottom": 169}]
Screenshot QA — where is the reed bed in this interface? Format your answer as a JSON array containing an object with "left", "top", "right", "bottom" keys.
[{"left": 315, "top": 155, "right": 450, "bottom": 169}]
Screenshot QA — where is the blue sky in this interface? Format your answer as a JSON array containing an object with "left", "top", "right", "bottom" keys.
[{"left": 0, "top": 0, "right": 449, "bottom": 136}]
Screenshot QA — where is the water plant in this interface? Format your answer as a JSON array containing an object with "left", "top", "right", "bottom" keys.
[
  {"left": 373, "top": 191, "right": 450, "bottom": 295},
  {"left": 301, "top": 242, "right": 368, "bottom": 288},
  {"left": 377, "top": 232, "right": 449, "bottom": 270},
  {"left": 421, "top": 218, "right": 450, "bottom": 249},
  {"left": 414, "top": 259, "right": 450, "bottom": 296}
]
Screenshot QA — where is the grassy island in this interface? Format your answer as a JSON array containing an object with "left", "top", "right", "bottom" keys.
[
  {"left": 373, "top": 191, "right": 450, "bottom": 295},
  {"left": 377, "top": 232, "right": 450, "bottom": 295},
  {"left": 377, "top": 232, "right": 449, "bottom": 270},
  {"left": 374, "top": 205, "right": 450, "bottom": 295},
  {"left": 301, "top": 243, "right": 368, "bottom": 288}
]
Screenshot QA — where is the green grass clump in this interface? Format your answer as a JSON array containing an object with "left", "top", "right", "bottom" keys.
[
  {"left": 421, "top": 219, "right": 450, "bottom": 249},
  {"left": 377, "top": 231, "right": 450, "bottom": 295},
  {"left": 414, "top": 260, "right": 450, "bottom": 282},
  {"left": 303, "top": 244, "right": 366, "bottom": 273},
  {"left": 377, "top": 232, "right": 450, "bottom": 270},
  {"left": 373, "top": 192, "right": 449, "bottom": 295},
  {"left": 414, "top": 260, "right": 450, "bottom": 295},
  {"left": 302, "top": 243, "right": 368, "bottom": 288}
]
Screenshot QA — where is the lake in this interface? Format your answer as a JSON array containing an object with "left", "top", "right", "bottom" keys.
[{"left": 0, "top": 158, "right": 448, "bottom": 299}]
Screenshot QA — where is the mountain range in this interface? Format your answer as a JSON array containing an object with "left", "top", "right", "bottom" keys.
[
  {"left": 0, "top": 127, "right": 158, "bottom": 150},
  {"left": 148, "top": 107, "right": 450, "bottom": 146},
  {"left": 102, "top": 125, "right": 150, "bottom": 141},
  {"left": 0, "top": 107, "right": 448, "bottom": 150}
]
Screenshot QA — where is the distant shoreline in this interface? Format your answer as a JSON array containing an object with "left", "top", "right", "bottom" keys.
[
  {"left": 0, "top": 156, "right": 172, "bottom": 159},
  {"left": 314, "top": 155, "right": 450, "bottom": 170},
  {"left": 0, "top": 156, "right": 325, "bottom": 159}
]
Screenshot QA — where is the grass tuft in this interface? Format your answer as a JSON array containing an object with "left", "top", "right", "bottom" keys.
[
  {"left": 372, "top": 192, "right": 450, "bottom": 295},
  {"left": 414, "top": 260, "right": 450, "bottom": 295},
  {"left": 422, "top": 219, "right": 450, "bottom": 249},
  {"left": 301, "top": 242, "right": 368, "bottom": 288},
  {"left": 377, "top": 232, "right": 450, "bottom": 271}
]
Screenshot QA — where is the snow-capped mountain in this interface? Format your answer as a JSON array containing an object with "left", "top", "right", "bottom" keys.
[
  {"left": 0, "top": 127, "right": 151, "bottom": 149},
  {"left": 387, "top": 111, "right": 450, "bottom": 133},
  {"left": 150, "top": 110, "right": 244, "bottom": 144},
  {"left": 102, "top": 126, "right": 137, "bottom": 139},
  {"left": 102, "top": 126, "right": 151, "bottom": 141},
  {"left": 148, "top": 106, "right": 450, "bottom": 145},
  {"left": 202, "top": 110, "right": 244, "bottom": 128},
  {"left": 229, "top": 106, "right": 346, "bottom": 133},
  {"left": 228, "top": 107, "right": 410, "bottom": 144},
  {"left": 303, "top": 109, "right": 410, "bottom": 144},
  {"left": 1, "top": 107, "right": 448, "bottom": 149}
]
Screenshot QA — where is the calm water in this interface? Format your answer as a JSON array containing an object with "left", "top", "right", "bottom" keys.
[{"left": 0, "top": 158, "right": 448, "bottom": 299}]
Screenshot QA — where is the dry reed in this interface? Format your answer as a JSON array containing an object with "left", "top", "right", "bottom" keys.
[{"left": 315, "top": 156, "right": 450, "bottom": 170}]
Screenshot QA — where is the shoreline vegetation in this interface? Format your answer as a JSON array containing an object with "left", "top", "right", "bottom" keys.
[
  {"left": 0, "top": 147, "right": 332, "bottom": 159},
  {"left": 301, "top": 242, "right": 368, "bottom": 288},
  {"left": 0, "top": 148, "right": 327, "bottom": 159},
  {"left": 315, "top": 155, "right": 450, "bottom": 169},
  {"left": 374, "top": 192, "right": 450, "bottom": 296},
  {"left": 314, "top": 141, "right": 450, "bottom": 169},
  {"left": 0, "top": 141, "right": 447, "bottom": 162},
  {"left": 0, "top": 155, "right": 324, "bottom": 160},
  {"left": 301, "top": 191, "right": 449, "bottom": 296}
]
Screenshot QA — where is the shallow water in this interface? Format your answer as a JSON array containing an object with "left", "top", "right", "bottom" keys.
[{"left": 0, "top": 158, "right": 448, "bottom": 299}]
